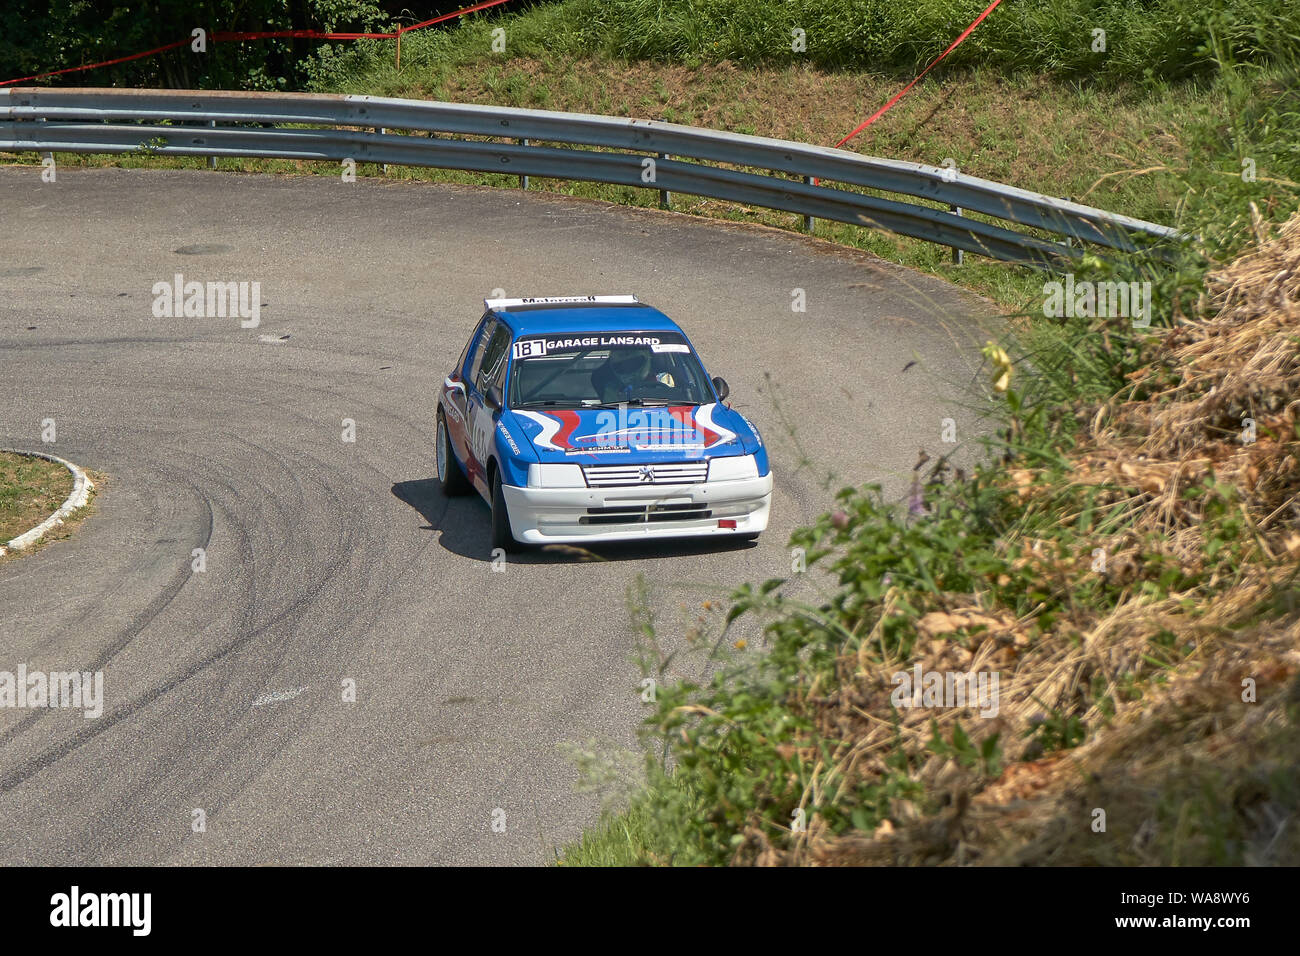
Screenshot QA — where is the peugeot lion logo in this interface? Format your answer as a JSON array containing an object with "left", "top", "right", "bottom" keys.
[{"left": 638, "top": 466, "right": 656, "bottom": 483}]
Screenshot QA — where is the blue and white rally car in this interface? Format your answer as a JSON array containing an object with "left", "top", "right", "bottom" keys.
[{"left": 436, "top": 295, "right": 772, "bottom": 551}]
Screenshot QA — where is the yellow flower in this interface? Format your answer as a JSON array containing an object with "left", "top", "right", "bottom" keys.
[
  {"left": 982, "top": 341, "right": 1013, "bottom": 393},
  {"left": 733, "top": 639, "right": 747, "bottom": 650}
]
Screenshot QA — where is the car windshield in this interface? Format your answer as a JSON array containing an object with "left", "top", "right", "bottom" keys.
[{"left": 508, "top": 332, "right": 715, "bottom": 409}]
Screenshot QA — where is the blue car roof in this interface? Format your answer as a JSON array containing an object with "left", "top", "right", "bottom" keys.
[{"left": 492, "top": 303, "right": 685, "bottom": 338}]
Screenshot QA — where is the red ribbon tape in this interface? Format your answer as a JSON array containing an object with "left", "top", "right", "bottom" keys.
[{"left": 834, "top": 0, "right": 1003, "bottom": 149}]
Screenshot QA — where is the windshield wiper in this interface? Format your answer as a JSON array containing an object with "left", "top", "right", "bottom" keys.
[{"left": 584, "top": 398, "right": 672, "bottom": 408}]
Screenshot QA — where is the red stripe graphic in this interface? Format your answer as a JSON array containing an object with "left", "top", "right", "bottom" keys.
[
  {"left": 550, "top": 410, "right": 582, "bottom": 450},
  {"left": 670, "top": 405, "right": 719, "bottom": 447}
]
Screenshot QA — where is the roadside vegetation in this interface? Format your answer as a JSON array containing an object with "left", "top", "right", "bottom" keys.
[
  {"left": 0, "top": 451, "right": 72, "bottom": 543},
  {"left": 565, "top": 207, "right": 1300, "bottom": 865}
]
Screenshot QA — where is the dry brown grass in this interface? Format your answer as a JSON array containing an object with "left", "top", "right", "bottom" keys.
[{"left": 1081, "top": 204, "right": 1300, "bottom": 551}]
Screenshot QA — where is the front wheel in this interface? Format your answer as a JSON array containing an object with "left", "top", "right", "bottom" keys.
[
  {"left": 437, "top": 411, "right": 471, "bottom": 497},
  {"left": 490, "top": 470, "right": 522, "bottom": 553}
]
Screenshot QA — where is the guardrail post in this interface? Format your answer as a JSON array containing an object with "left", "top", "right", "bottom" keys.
[
  {"left": 950, "top": 205, "right": 963, "bottom": 265},
  {"left": 659, "top": 153, "right": 671, "bottom": 209},
  {"left": 37, "top": 117, "right": 52, "bottom": 165},
  {"left": 803, "top": 176, "right": 814, "bottom": 233},
  {"left": 208, "top": 120, "right": 217, "bottom": 170},
  {"left": 520, "top": 138, "right": 529, "bottom": 190},
  {"left": 378, "top": 128, "right": 388, "bottom": 175}
]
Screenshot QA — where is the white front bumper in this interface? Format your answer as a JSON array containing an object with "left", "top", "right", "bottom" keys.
[{"left": 501, "top": 473, "right": 773, "bottom": 544}]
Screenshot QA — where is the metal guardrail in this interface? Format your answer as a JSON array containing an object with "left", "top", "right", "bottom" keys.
[{"left": 0, "top": 88, "right": 1182, "bottom": 267}]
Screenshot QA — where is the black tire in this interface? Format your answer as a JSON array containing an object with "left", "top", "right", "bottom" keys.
[
  {"left": 436, "top": 411, "right": 471, "bottom": 497},
  {"left": 490, "top": 469, "right": 522, "bottom": 553}
]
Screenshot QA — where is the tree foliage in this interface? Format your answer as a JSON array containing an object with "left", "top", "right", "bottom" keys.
[{"left": 0, "top": 0, "right": 394, "bottom": 89}]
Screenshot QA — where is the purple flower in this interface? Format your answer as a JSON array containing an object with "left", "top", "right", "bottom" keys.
[{"left": 908, "top": 475, "right": 927, "bottom": 517}]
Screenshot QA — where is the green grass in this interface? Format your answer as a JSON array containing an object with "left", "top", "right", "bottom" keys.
[
  {"left": 305, "top": 0, "right": 1300, "bottom": 87},
  {"left": 560, "top": 797, "right": 664, "bottom": 866},
  {"left": 0, "top": 451, "right": 72, "bottom": 543}
]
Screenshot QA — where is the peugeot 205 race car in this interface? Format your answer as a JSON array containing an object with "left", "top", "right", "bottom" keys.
[{"left": 436, "top": 295, "right": 772, "bottom": 551}]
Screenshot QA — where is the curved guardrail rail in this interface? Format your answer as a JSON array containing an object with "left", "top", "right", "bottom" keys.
[{"left": 0, "top": 88, "right": 1182, "bottom": 267}]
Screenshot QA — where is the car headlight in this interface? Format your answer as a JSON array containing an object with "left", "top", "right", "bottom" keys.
[
  {"left": 708, "top": 454, "right": 759, "bottom": 482},
  {"left": 527, "top": 463, "right": 586, "bottom": 488}
]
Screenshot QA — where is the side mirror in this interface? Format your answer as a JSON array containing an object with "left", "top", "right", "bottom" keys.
[
  {"left": 712, "top": 376, "right": 730, "bottom": 402},
  {"left": 486, "top": 384, "right": 504, "bottom": 412}
]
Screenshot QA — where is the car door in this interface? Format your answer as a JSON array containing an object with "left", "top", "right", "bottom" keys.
[
  {"left": 444, "top": 315, "right": 490, "bottom": 472},
  {"left": 465, "top": 320, "right": 512, "bottom": 495}
]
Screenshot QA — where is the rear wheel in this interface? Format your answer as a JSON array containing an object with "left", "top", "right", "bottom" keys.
[
  {"left": 490, "top": 469, "right": 522, "bottom": 553},
  {"left": 437, "top": 411, "right": 471, "bottom": 496}
]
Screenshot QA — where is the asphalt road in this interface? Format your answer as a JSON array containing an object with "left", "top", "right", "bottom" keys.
[{"left": 0, "top": 166, "right": 994, "bottom": 864}]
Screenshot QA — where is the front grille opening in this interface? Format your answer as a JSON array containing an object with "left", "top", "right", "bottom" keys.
[{"left": 580, "top": 503, "right": 712, "bottom": 525}]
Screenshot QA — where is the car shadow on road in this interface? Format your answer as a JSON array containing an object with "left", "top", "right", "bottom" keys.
[{"left": 392, "top": 478, "right": 759, "bottom": 565}]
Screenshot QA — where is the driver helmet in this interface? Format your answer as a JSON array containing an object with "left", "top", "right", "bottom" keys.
[{"left": 610, "top": 350, "right": 651, "bottom": 382}]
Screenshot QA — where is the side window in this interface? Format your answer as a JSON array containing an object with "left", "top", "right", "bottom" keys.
[
  {"left": 491, "top": 343, "right": 511, "bottom": 392},
  {"left": 466, "top": 317, "right": 497, "bottom": 387},
  {"left": 454, "top": 320, "right": 480, "bottom": 379},
  {"left": 475, "top": 325, "right": 511, "bottom": 395}
]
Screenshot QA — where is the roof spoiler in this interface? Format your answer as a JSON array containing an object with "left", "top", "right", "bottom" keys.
[{"left": 484, "top": 294, "right": 639, "bottom": 311}]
